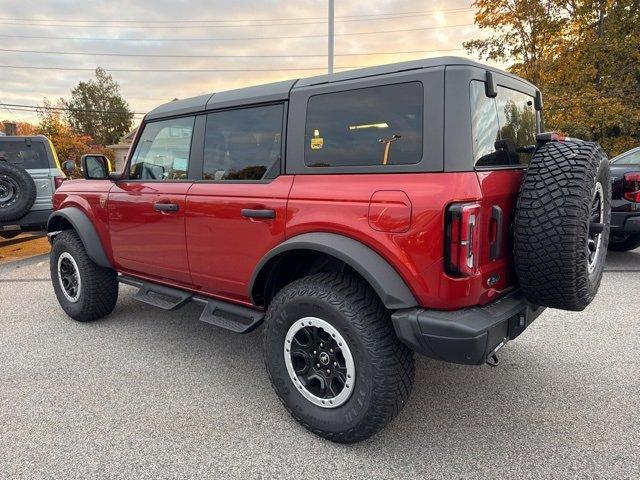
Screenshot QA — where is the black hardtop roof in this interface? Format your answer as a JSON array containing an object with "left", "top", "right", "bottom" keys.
[
  {"left": 0, "top": 135, "right": 50, "bottom": 143},
  {"left": 145, "top": 56, "right": 536, "bottom": 121}
]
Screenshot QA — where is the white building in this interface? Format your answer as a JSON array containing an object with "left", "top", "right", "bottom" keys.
[{"left": 107, "top": 128, "right": 137, "bottom": 172}]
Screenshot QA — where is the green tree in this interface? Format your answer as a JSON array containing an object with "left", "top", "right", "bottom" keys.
[
  {"left": 64, "top": 68, "right": 133, "bottom": 146},
  {"left": 465, "top": 0, "right": 640, "bottom": 156}
]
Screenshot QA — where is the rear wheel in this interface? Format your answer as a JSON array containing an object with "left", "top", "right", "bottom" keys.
[
  {"left": 263, "top": 272, "right": 414, "bottom": 443},
  {"left": 607, "top": 232, "right": 640, "bottom": 252},
  {"left": 50, "top": 230, "right": 118, "bottom": 322}
]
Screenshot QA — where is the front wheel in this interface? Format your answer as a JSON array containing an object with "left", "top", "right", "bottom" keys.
[
  {"left": 607, "top": 232, "right": 640, "bottom": 252},
  {"left": 263, "top": 272, "right": 414, "bottom": 443},
  {"left": 50, "top": 230, "right": 118, "bottom": 322}
]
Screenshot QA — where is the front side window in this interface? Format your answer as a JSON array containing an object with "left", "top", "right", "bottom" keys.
[
  {"left": 0, "top": 141, "right": 49, "bottom": 169},
  {"left": 203, "top": 104, "right": 283, "bottom": 181},
  {"left": 305, "top": 82, "right": 423, "bottom": 168},
  {"left": 129, "top": 116, "right": 194, "bottom": 180},
  {"left": 471, "top": 81, "right": 537, "bottom": 167}
]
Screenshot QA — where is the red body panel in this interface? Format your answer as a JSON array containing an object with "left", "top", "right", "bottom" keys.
[
  {"left": 185, "top": 176, "right": 293, "bottom": 305},
  {"left": 53, "top": 169, "right": 524, "bottom": 311},
  {"left": 53, "top": 179, "right": 115, "bottom": 266},
  {"left": 108, "top": 182, "right": 193, "bottom": 285},
  {"left": 287, "top": 172, "right": 517, "bottom": 310}
]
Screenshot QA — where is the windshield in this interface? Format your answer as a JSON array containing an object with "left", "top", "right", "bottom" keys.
[
  {"left": 0, "top": 141, "right": 50, "bottom": 169},
  {"left": 611, "top": 149, "right": 640, "bottom": 165}
]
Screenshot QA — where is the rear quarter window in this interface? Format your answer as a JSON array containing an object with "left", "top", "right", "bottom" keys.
[
  {"left": 470, "top": 81, "right": 537, "bottom": 167},
  {"left": 304, "top": 82, "right": 423, "bottom": 168},
  {"left": 0, "top": 141, "right": 50, "bottom": 169}
]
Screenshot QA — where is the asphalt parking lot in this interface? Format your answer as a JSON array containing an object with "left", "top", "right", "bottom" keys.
[{"left": 1, "top": 247, "right": 639, "bottom": 479}]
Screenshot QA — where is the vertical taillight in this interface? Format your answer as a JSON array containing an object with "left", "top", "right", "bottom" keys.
[
  {"left": 445, "top": 202, "right": 481, "bottom": 276},
  {"left": 623, "top": 172, "right": 640, "bottom": 202},
  {"left": 54, "top": 176, "right": 65, "bottom": 190}
]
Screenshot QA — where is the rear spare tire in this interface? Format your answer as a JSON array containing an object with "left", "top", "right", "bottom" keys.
[
  {"left": 514, "top": 141, "right": 610, "bottom": 311},
  {"left": 0, "top": 161, "right": 37, "bottom": 222}
]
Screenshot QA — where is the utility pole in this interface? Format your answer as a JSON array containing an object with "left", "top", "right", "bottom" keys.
[{"left": 328, "top": 0, "right": 334, "bottom": 74}]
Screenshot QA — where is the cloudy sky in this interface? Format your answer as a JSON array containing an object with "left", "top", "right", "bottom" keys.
[{"left": 0, "top": 0, "right": 492, "bottom": 126}]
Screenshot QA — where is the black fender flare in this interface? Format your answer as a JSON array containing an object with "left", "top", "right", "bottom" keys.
[
  {"left": 47, "top": 207, "right": 112, "bottom": 268},
  {"left": 249, "top": 232, "right": 418, "bottom": 310}
]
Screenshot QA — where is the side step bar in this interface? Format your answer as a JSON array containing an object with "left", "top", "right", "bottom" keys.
[{"left": 118, "top": 275, "right": 264, "bottom": 334}]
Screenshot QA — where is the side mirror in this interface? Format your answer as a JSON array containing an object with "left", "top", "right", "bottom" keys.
[
  {"left": 81, "top": 154, "right": 110, "bottom": 180},
  {"left": 62, "top": 160, "right": 76, "bottom": 175}
]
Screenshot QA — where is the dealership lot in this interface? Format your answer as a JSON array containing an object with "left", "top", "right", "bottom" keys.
[{"left": 0, "top": 249, "right": 638, "bottom": 479}]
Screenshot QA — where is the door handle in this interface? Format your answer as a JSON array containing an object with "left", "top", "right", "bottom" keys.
[
  {"left": 154, "top": 202, "right": 179, "bottom": 212},
  {"left": 241, "top": 208, "right": 276, "bottom": 219},
  {"left": 489, "top": 205, "right": 503, "bottom": 260}
]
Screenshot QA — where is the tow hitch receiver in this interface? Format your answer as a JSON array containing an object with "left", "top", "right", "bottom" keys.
[{"left": 486, "top": 339, "right": 507, "bottom": 367}]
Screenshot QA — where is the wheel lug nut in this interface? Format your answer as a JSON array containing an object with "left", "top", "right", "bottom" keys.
[
  {"left": 320, "top": 343, "right": 324, "bottom": 348},
  {"left": 333, "top": 362, "right": 337, "bottom": 366},
  {"left": 316, "top": 363, "right": 320, "bottom": 368},
  {"left": 313, "top": 350, "right": 317, "bottom": 354},
  {"left": 330, "top": 348, "right": 333, "bottom": 353},
  {"left": 326, "top": 369, "right": 330, "bottom": 374}
]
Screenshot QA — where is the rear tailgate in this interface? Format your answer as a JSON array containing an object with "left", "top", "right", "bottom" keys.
[{"left": 475, "top": 169, "right": 525, "bottom": 294}]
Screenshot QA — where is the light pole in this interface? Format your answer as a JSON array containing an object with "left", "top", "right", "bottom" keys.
[{"left": 328, "top": 0, "right": 334, "bottom": 74}]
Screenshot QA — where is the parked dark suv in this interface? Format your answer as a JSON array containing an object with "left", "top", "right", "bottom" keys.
[
  {"left": 608, "top": 146, "right": 640, "bottom": 251},
  {"left": 46, "top": 57, "right": 611, "bottom": 443}
]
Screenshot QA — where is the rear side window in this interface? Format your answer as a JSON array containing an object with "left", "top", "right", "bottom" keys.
[
  {"left": 471, "top": 81, "right": 537, "bottom": 167},
  {"left": 129, "top": 116, "right": 194, "bottom": 180},
  {"left": 304, "top": 82, "right": 423, "bottom": 168},
  {"left": 0, "top": 141, "right": 49, "bottom": 169},
  {"left": 203, "top": 104, "right": 283, "bottom": 181}
]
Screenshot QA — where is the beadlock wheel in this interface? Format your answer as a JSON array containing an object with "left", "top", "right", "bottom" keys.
[
  {"left": 284, "top": 316, "right": 355, "bottom": 408},
  {"left": 57, "top": 252, "right": 81, "bottom": 303}
]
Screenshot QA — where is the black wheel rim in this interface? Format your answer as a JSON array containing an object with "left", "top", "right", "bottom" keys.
[
  {"left": 284, "top": 317, "right": 355, "bottom": 408},
  {"left": 57, "top": 252, "right": 81, "bottom": 302},
  {"left": 0, "top": 175, "right": 19, "bottom": 207}
]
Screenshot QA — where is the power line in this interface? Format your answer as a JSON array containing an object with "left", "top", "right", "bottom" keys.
[
  {"left": 0, "top": 47, "right": 465, "bottom": 59},
  {"left": 0, "top": 99, "right": 18, "bottom": 120},
  {"left": 0, "top": 8, "right": 474, "bottom": 26},
  {"left": 0, "top": 23, "right": 476, "bottom": 43},
  {"left": 3, "top": 103, "right": 146, "bottom": 116},
  {"left": 0, "top": 64, "right": 363, "bottom": 73}
]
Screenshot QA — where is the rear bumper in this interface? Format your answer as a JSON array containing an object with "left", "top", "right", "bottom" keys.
[
  {"left": 610, "top": 211, "right": 640, "bottom": 232},
  {"left": 391, "top": 290, "right": 544, "bottom": 365},
  {"left": 0, "top": 209, "right": 51, "bottom": 231}
]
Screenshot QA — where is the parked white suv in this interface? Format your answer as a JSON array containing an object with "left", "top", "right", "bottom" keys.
[{"left": 0, "top": 136, "right": 65, "bottom": 239}]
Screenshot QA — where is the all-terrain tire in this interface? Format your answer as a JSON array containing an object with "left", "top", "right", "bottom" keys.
[
  {"left": 607, "top": 232, "right": 640, "bottom": 252},
  {"left": 263, "top": 272, "right": 414, "bottom": 443},
  {"left": 514, "top": 141, "right": 611, "bottom": 311},
  {"left": 50, "top": 230, "right": 118, "bottom": 322},
  {"left": 0, "top": 161, "right": 37, "bottom": 222}
]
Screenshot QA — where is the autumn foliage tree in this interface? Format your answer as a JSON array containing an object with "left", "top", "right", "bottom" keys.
[
  {"left": 464, "top": 0, "right": 640, "bottom": 156},
  {"left": 35, "top": 100, "right": 114, "bottom": 175}
]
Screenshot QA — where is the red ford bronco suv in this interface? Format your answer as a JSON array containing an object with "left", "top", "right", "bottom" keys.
[{"left": 47, "top": 57, "right": 611, "bottom": 443}]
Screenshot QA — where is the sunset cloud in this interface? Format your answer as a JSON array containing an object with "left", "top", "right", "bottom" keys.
[{"left": 0, "top": 0, "right": 485, "bottom": 126}]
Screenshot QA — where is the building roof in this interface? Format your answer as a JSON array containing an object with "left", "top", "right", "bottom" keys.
[{"left": 145, "top": 56, "right": 535, "bottom": 121}]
